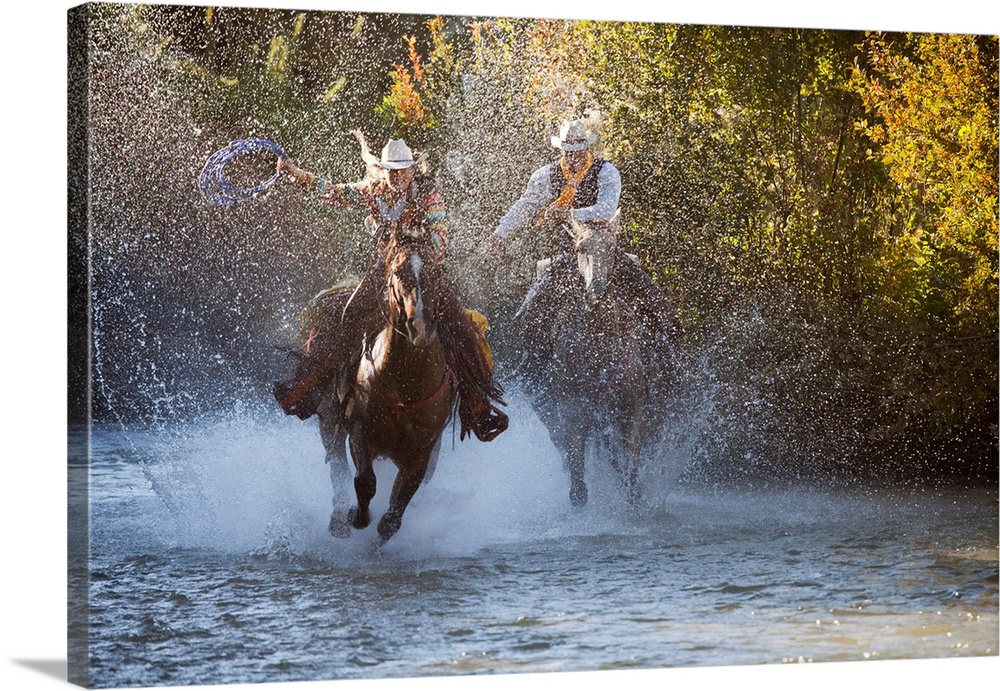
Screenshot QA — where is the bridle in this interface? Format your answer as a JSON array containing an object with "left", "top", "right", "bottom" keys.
[
  {"left": 384, "top": 242, "right": 441, "bottom": 343},
  {"left": 570, "top": 222, "right": 619, "bottom": 301},
  {"left": 372, "top": 241, "right": 454, "bottom": 421}
]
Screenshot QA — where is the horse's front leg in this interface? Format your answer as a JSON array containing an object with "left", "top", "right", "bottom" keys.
[
  {"left": 377, "top": 452, "right": 431, "bottom": 544},
  {"left": 322, "top": 424, "right": 352, "bottom": 538},
  {"left": 565, "top": 434, "right": 588, "bottom": 507},
  {"left": 543, "top": 407, "right": 588, "bottom": 507},
  {"left": 348, "top": 432, "right": 376, "bottom": 530},
  {"left": 621, "top": 419, "right": 643, "bottom": 505},
  {"left": 421, "top": 434, "right": 444, "bottom": 485}
]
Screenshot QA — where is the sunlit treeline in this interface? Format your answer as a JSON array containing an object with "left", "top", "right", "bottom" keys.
[{"left": 74, "top": 4, "right": 997, "bottom": 483}]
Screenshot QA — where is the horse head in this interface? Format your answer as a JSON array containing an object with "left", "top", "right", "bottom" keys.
[
  {"left": 566, "top": 209, "right": 621, "bottom": 306},
  {"left": 385, "top": 236, "right": 441, "bottom": 348}
]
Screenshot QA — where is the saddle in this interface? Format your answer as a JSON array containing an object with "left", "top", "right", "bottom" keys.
[{"left": 274, "top": 272, "right": 506, "bottom": 441}]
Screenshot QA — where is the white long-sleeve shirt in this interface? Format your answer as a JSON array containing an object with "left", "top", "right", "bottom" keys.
[{"left": 493, "top": 160, "right": 622, "bottom": 239}]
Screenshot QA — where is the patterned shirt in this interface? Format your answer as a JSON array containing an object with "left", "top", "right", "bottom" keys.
[{"left": 315, "top": 175, "right": 449, "bottom": 260}]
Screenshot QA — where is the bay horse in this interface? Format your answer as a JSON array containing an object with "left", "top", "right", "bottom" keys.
[
  {"left": 316, "top": 235, "right": 457, "bottom": 544},
  {"left": 516, "top": 211, "right": 679, "bottom": 506}
]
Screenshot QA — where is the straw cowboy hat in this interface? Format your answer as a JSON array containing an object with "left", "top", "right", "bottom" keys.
[
  {"left": 551, "top": 119, "right": 598, "bottom": 151},
  {"left": 380, "top": 138, "right": 418, "bottom": 169}
]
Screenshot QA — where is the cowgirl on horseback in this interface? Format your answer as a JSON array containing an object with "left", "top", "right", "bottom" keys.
[{"left": 273, "top": 135, "right": 507, "bottom": 442}]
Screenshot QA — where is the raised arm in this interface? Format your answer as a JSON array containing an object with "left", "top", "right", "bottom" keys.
[{"left": 277, "top": 156, "right": 364, "bottom": 208}]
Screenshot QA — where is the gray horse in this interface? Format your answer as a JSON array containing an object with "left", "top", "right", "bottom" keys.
[{"left": 516, "top": 212, "right": 680, "bottom": 506}]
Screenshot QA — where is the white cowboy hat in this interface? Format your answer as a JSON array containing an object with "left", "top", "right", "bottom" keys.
[
  {"left": 380, "top": 138, "right": 417, "bottom": 169},
  {"left": 550, "top": 119, "right": 598, "bottom": 151}
]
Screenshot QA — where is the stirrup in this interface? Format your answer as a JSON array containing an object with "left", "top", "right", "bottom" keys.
[{"left": 465, "top": 397, "right": 508, "bottom": 442}]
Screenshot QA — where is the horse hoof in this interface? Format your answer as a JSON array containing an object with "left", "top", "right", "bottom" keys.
[
  {"left": 377, "top": 513, "right": 402, "bottom": 543},
  {"left": 627, "top": 486, "right": 641, "bottom": 505},
  {"left": 348, "top": 507, "right": 370, "bottom": 530},
  {"left": 328, "top": 509, "right": 351, "bottom": 539},
  {"left": 570, "top": 483, "right": 588, "bottom": 507}
]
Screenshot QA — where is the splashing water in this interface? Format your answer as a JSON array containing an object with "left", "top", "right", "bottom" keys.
[
  {"left": 73, "top": 8, "right": 997, "bottom": 689},
  {"left": 93, "top": 391, "right": 698, "bottom": 560},
  {"left": 85, "top": 409, "right": 998, "bottom": 688}
]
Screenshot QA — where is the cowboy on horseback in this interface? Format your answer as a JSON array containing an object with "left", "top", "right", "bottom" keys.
[
  {"left": 489, "top": 119, "right": 677, "bottom": 342},
  {"left": 491, "top": 118, "right": 621, "bottom": 251},
  {"left": 273, "top": 135, "right": 508, "bottom": 442},
  {"left": 489, "top": 119, "right": 682, "bottom": 506}
]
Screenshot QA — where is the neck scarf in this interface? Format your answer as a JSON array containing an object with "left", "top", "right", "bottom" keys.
[{"left": 552, "top": 151, "right": 595, "bottom": 209}]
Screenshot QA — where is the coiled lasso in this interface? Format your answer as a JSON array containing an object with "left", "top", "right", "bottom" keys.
[{"left": 199, "top": 138, "right": 289, "bottom": 207}]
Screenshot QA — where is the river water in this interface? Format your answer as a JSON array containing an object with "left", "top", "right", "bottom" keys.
[{"left": 76, "top": 400, "right": 997, "bottom": 689}]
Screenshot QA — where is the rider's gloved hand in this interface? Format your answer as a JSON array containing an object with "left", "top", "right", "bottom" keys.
[
  {"left": 544, "top": 204, "right": 571, "bottom": 224},
  {"left": 277, "top": 157, "right": 314, "bottom": 189}
]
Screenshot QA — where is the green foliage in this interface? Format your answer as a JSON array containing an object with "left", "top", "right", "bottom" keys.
[
  {"left": 512, "top": 19, "right": 998, "bottom": 477},
  {"left": 851, "top": 32, "right": 999, "bottom": 336},
  {"left": 376, "top": 16, "right": 462, "bottom": 149},
  {"left": 86, "top": 4, "right": 997, "bottom": 479}
]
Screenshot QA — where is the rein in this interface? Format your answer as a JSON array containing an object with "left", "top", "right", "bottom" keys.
[
  {"left": 370, "top": 240, "right": 453, "bottom": 424},
  {"left": 372, "top": 366, "right": 454, "bottom": 426},
  {"left": 382, "top": 244, "right": 435, "bottom": 341}
]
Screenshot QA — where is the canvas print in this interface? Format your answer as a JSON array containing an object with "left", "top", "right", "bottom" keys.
[{"left": 67, "top": 2, "right": 998, "bottom": 688}]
